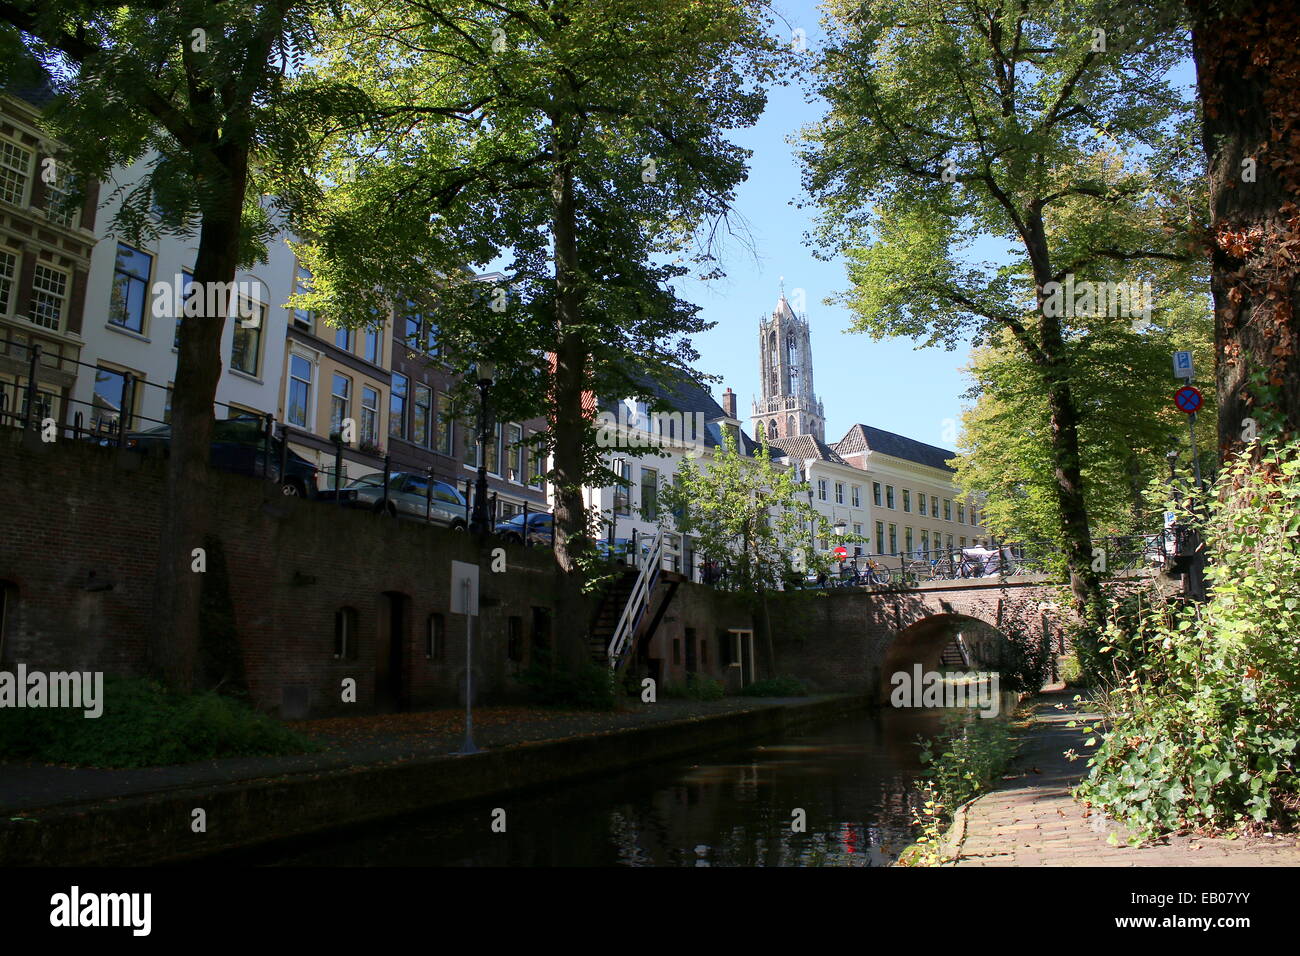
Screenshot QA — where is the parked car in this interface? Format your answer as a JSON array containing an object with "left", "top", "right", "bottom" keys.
[
  {"left": 323, "top": 471, "right": 467, "bottom": 528},
  {"left": 121, "top": 416, "right": 320, "bottom": 497},
  {"left": 494, "top": 511, "right": 552, "bottom": 545}
]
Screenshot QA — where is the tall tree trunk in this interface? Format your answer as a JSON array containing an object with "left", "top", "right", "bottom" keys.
[
  {"left": 150, "top": 145, "right": 246, "bottom": 692},
  {"left": 1189, "top": 0, "right": 1300, "bottom": 459},
  {"left": 548, "top": 126, "right": 592, "bottom": 668}
]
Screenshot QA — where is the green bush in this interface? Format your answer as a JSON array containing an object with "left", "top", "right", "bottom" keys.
[
  {"left": 515, "top": 661, "right": 619, "bottom": 710},
  {"left": 902, "top": 711, "right": 1018, "bottom": 865},
  {"left": 1077, "top": 438, "right": 1300, "bottom": 838},
  {"left": 737, "top": 676, "right": 808, "bottom": 697},
  {"left": 661, "top": 673, "right": 725, "bottom": 701},
  {"left": 0, "top": 676, "right": 314, "bottom": 768},
  {"left": 1059, "top": 653, "right": 1085, "bottom": 687}
]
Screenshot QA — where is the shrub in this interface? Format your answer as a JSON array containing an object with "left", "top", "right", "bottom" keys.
[
  {"left": 0, "top": 676, "right": 314, "bottom": 768},
  {"left": 661, "top": 673, "right": 725, "bottom": 701},
  {"left": 901, "top": 711, "right": 1018, "bottom": 865},
  {"left": 1076, "top": 438, "right": 1300, "bottom": 838},
  {"left": 737, "top": 676, "right": 808, "bottom": 697},
  {"left": 1059, "top": 653, "right": 1085, "bottom": 687},
  {"left": 515, "top": 661, "right": 619, "bottom": 710}
]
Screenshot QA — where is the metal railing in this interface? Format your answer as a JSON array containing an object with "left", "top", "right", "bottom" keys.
[{"left": 608, "top": 529, "right": 666, "bottom": 671}]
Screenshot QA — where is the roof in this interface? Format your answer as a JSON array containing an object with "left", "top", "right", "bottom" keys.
[
  {"left": 599, "top": 371, "right": 759, "bottom": 456},
  {"left": 767, "top": 433, "right": 846, "bottom": 465},
  {"left": 833, "top": 423, "right": 957, "bottom": 473}
]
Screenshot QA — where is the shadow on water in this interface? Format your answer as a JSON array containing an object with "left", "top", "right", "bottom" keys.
[{"left": 231, "top": 707, "right": 949, "bottom": 867}]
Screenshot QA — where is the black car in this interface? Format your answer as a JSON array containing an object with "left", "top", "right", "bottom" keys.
[
  {"left": 494, "top": 511, "right": 552, "bottom": 545},
  {"left": 122, "top": 416, "right": 320, "bottom": 497}
]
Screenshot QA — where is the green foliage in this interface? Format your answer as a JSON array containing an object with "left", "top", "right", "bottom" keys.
[
  {"left": 1060, "top": 653, "right": 1086, "bottom": 687},
  {"left": 661, "top": 674, "right": 725, "bottom": 701},
  {"left": 736, "top": 676, "right": 808, "bottom": 697},
  {"left": 515, "top": 661, "right": 619, "bottom": 710},
  {"left": 902, "top": 711, "right": 1018, "bottom": 866},
  {"left": 661, "top": 429, "right": 846, "bottom": 602},
  {"left": 0, "top": 677, "right": 314, "bottom": 768},
  {"left": 1077, "top": 438, "right": 1300, "bottom": 837}
]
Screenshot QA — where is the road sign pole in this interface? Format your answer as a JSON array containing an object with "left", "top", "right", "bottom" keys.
[{"left": 1187, "top": 412, "right": 1204, "bottom": 492}]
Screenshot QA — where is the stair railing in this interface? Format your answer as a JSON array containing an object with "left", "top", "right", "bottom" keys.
[{"left": 607, "top": 529, "right": 666, "bottom": 670}]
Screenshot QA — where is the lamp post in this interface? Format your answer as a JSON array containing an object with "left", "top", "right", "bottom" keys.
[{"left": 469, "top": 361, "right": 495, "bottom": 536}]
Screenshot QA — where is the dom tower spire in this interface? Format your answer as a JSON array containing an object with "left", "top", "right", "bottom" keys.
[{"left": 753, "top": 283, "right": 825, "bottom": 442}]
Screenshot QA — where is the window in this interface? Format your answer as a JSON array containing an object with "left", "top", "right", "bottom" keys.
[
  {"left": 231, "top": 299, "right": 264, "bottom": 375},
  {"left": 507, "top": 616, "right": 523, "bottom": 663},
  {"left": 389, "top": 373, "right": 407, "bottom": 439},
  {"left": 919, "top": 494, "right": 928, "bottom": 516},
  {"left": 957, "top": 502, "right": 966, "bottom": 524},
  {"left": 529, "top": 440, "right": 545, "bottom": 488},
  {"left": 364, "top": 326, "right": 381, "bottom": 364},
  {"left": 875, "top": 521, "right": 885, "bottom": 554},
  {"left": 960, "top": 536, "right": 966, "bottom": 549},
  {"left": 888, "top": 523, "right": 897, "bottom": 555},
  {"left": 361, "top": 385, "right": 379, "bottom": 446},
  {"left": 486, "top": 423, "right": 502, "bottom": 475},
  {"left": 334, "top": 607, "right": 359, "bottom": 660},
  {"left": 835, "top": 482, "right": 844, "bottom": 505},
  {"left": 173, "top": 271, "right": 193, "bottom": 348},
  {"left": 334, "top": 325, "right": 353, "bottom": 353},
  {"left": 640, "top": 467, "right": 658, "bottom": 520},
  {"left": 291, "top": 263, "right": 314, "bottom": 331},
  {"left": 946, "top": 534, "right": 954, "bottom": 551},
  {"left": 43, "top": 167, "right": 78, "bottom": 227},
  {"left": 330, "top": 373, "right": 351, "bottom": 436},
  {"left": 818, "top": 479, "right": 827, "bottom": 501},
  {"left": 873, "top": 482, "right": 882, "bottom": 506},
  {"left": 287, "top": 353, "right": 313, "bottom": 427},
  {"left": 427, "top": 613, "right": 446, "bottom": 661},
  {"left": 921, "top": 530, "right": 930, "bottom": 555},
  {"left": 936, "top": 530, "right": 944, "bottom": 552},
  {"left": 931, "top": 495, "right": 939, "bottom": 518},
  {"left": 29, "top": 264, "right": 68, "bottom": 331},
  {"left": 403, "top": 302, "right": 422, "bottom": 351},
  {"left": 905, "top": 527, "right": 913, "bottom": 556},
  {"left": 509, "top": 423, "right": 524, "bottom": 482},
  {"left": 613, "top": 460, "right": 631, "bottom": 516},
  {"left": 672, "top": 638, "right": 681, "bottom": 666},
  {"left": 851, "top": 485, "right": 860, "bottom": 508},
  {"left": 109, "top": 244, "right": 151, "bottom": 333},
  {"left": 91, "top": 365, "right": 132, "bottom": 435},
  {"left": 886, "top": 485, "right": 895, "bottom": 509},
  {"left": 435, "top": 391, "right": 454, "bottom": 455},
  {"left": 0, "top": 140, "right": 31, "bottom": 206},
  {"left": 412, "top": 383, "right": 432, "bottom": 447},
  {"left": 902, "top": 490, "right": 911, "bottom": 512},
  {"left": 943, "top": 498, "right": 952, "bottom": 520},
  {"left": 0, "top": 249, "right": 15, "bottom": 315}
]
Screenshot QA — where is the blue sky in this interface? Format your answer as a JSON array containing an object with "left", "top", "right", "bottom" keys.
[{"left": 678, "top": 0, "right": 974, "bottom": 452}]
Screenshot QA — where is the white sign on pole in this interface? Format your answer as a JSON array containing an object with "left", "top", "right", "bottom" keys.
[
  {"left": 1173, "top": 351, "right": 1194, "bottom": 380},
  {"left": 450, "top": 560, "right": 479, "bottom": 616}
]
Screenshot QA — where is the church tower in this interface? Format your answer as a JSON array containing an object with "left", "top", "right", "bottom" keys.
[{"left": 752, "top": 285, "right": 825, "bottom": 442}]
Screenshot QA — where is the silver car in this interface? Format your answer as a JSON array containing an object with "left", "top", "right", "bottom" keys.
[{"left": 339, "top": 472, "right": 467, "bottom": 529}]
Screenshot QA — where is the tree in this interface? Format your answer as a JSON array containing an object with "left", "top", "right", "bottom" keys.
[
  {"left": 798, "top": 0, "right": 1198, "bottom": 637},
  {"left": 954, "top": 272, "right": 1216, "bottom": 548},
  {"left": 662, "top": 429, "right": 839, "bottom": 677},
  {"left": 0, "top": 0, "right": 365, "bottom": 691},
  {"left": 288, "top": 0, "right": 782, "bottom": 624},
  {"left": 1185, "top": 0, "right": 1300, "bottom": 458}
]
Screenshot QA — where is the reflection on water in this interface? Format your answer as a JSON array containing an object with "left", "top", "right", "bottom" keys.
[{"left": 250, "top": 707, "right": 946, "bottom": 867}]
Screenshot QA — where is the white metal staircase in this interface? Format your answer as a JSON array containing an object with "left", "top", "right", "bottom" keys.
[{"left": 607, "top": 529, "right": 666, "bottom": 671}]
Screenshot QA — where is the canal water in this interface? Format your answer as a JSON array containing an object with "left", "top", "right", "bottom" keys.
[{"left": 245, "top": 707, "right": 947, "bottom": 867}]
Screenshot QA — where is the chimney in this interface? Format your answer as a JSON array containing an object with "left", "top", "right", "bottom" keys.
[{"left": 722, "top": 387, "right": 737, "bottom": 419}]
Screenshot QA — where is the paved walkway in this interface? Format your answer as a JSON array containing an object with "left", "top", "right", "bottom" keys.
[
  {"left": 944, "top": 688, "right": 1300, "bottom": 866},
  {"left": 0, "top": 696, "right": 810, "bottom": 815}
]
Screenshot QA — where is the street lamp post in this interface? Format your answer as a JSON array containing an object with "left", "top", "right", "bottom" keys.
[{"left": 469, "top": 362, "right": 495, "bottom": 535}]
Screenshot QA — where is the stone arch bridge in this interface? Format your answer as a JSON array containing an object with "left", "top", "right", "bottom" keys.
[{"left": 768, "top": 572, "right": 1155, "bottom": 699}]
